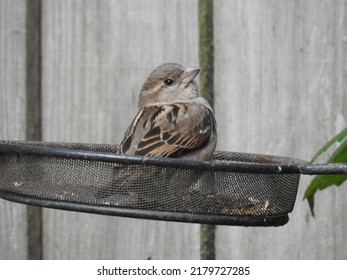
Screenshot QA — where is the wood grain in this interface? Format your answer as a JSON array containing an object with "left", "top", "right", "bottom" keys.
[
  {"left": 214, "top": 0, "right": 347, "bottom": 259},
  {"left": 41, "top": 0, "right": 200, "bottom": 259},
  {"left": 0, "top": 0, "right": 27, "bottom": 259},
  {"left": 26, "top": 0, "right": 43, "bottom": 260},
  {"left": 199, "top": 0, "right": 216, "bottom": 260},
  {"left": 2, "top": 0, "right": 347, "bottom": 260}
]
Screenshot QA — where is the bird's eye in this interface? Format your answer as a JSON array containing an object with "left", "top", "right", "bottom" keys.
[{"left": 164, "top": 79, "right": 174, "bottom": 86}]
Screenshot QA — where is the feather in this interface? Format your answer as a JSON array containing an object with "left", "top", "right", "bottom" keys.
[{"left": 119, "top": 103, "right": 215, "bottom": 158}]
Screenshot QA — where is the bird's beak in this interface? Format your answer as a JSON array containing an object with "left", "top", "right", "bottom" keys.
[{"left": 181, "top": 67, "right": 200, "bottom": 87}]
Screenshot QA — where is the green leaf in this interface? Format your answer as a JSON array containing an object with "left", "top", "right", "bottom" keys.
[
  {"left": 304, "top": 173, "right": 347, "bottom": 217},
  {"left": 310, "top": 127, "right": 347, "bottom": 163},
  {"left": 304, "top": 138, "right": 347, "bottom": 216}
]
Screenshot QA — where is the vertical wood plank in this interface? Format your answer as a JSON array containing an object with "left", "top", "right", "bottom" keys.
[
  {"left": 41, "top": 0, "right": 200, "bottom": 259},
  {"left": 26, "top": 0, "right": 43, "bottom": 260},
  {"left": 214, "top": 0, "right": 347, "bottom": 259},
  {"left": 26, "top": 0, "right": 41, "bottom": 142},
  {"left": 0, "top": 0, "right": 27, "bottom": 259},
  {"left": 199, "top": 0, "right": 216, "bottom": 260}
]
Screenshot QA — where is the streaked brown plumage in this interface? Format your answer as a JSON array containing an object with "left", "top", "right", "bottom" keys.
[
  {"left": 96, "top": 63, "right": 216, "bottom": 199},
  {"left": 119, "top": 63, "right": 217, "bottom": 161}
]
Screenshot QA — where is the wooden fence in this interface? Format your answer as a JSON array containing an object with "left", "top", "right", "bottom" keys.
[{"left": 1, "top": 0, "right": 347, "bottom": 259}]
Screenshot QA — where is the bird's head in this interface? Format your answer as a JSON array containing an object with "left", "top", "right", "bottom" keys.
[{"left": 138, "top": 63, "right": 200, "bottom": 108}]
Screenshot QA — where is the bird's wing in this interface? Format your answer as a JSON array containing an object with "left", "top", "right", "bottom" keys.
[{"left": 119, "top": 103, "right": 215, "bottom": 157}]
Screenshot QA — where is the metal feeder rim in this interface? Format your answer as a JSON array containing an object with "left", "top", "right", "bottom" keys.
[
  {"left": 0, "top": 141, "right": 307, "bottom": 174},
  {"left": 299, "top": 163, "right": 347, "bottom": 175},
  {"left": 0, "top": 140, "right": 301, "bottom": 226},
  {"left": 0, "top": 190, "right": 289, "bottom": 227}
]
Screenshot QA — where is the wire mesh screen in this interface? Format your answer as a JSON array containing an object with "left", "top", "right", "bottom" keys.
[{"left": 0, "top": 141, "right": 305, "bottom": 226}]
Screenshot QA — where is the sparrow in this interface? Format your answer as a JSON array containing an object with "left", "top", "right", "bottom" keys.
[
  {"left": 119, "top": 62, "right": 217, "bottom": 160},
  {"left": 96, "top": 63, "right": 217, "bottom": 201}
]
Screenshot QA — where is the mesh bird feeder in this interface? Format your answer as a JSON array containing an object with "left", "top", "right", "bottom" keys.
[{"left": 0, "top": 140, "right": 346, "bottom": 226}]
